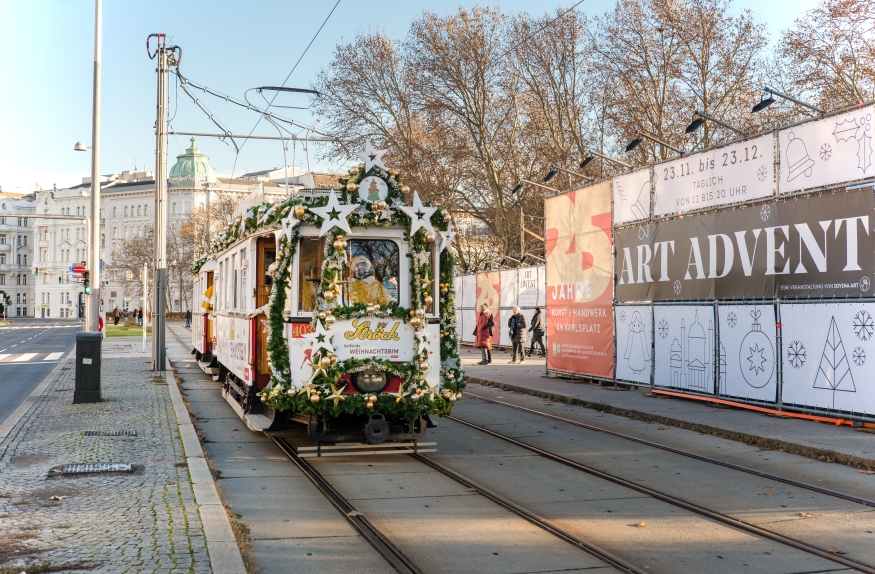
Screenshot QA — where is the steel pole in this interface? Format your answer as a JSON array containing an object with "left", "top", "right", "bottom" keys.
[
  {"left": 152, "top": 44, "right": 169, "bottom": 370},
  {"left": 88, "top": 0, "right": 102, "bottom": 333}
]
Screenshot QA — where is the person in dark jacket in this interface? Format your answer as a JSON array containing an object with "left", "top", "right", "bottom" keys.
[
  {"left": 185, "top": 309, "right": 192, "bottom": 328},
  {"left": 113, "top": 307, "right": 120, "bottom": 326},
  {"left": 527, "top": 307, "right": 546, "bottom": 357},
  {"left": 508, "top": 306, "right": 527, "bottom": 364}
]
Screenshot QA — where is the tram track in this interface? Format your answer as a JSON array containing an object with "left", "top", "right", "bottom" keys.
[
  {"left": 271, "top": 436, "right": 422, "bottom": 574},
  {"left": 445, "top": 411, "right": 875, "bottom": 574},
  {"left": 465, "top": 390, "right": 875, "bottom": 508}
]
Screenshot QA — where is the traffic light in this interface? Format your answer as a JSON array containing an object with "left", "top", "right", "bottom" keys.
[
  {"left": 83, "top": 271, "right": 91, "bottom": 295},
  {"left": 58, "top": 276, "right": 62, "bottom": 284},
  {"left": 35, "top": 267, "right": 39, "bottom": 277}
]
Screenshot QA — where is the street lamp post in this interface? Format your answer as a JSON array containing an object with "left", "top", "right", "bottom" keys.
[{"left": 87, "top": 0, "right": 102, "bottom": 333}]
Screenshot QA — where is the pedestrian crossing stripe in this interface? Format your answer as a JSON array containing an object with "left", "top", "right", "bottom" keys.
[{"left": 0, "top": 352, "right": 65, "bottom": 364}]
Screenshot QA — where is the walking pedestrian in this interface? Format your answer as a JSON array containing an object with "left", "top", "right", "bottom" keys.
[
  {"left": 185, "top": 308, "right": 192, "bottom": 329},
  {"left": 527, "top": 307, "right": 546, "bottom": 357},
  {"left": 139, "top": 307, "right": 144, "bottom": 327},
  {"left": 133, "top": 308, "right": 140, "bottom": 326},
  {"left": 474, "top": 303, "right": 494, "bottom": 365},
  {"left": 508, "top": 306, "right": 527, "bottom": 364},
  {"left": 113, "top": 306, "right": 120, "bottom": 326}
]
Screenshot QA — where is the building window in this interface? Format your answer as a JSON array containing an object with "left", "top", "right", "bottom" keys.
[
  {"left": 137, "top": 205, "right": 142, "bottom": 216},
  {"left": 124, "top": 206, "right": 128, "bottom": 217},
  {"left": 0, "top": 254, "right": 5, "bottom": 264},
  {"left": 0, "top": 275, "right": 4, "bottom": 285},
  {"left": 112, "top": 227, "right": 117, "bottom": 239},
  {"left": 172, "top": 202, "right": 177, "bottom": 214},
  {"left": 113, "top": 206, "right": 117, "bottom": 217}
]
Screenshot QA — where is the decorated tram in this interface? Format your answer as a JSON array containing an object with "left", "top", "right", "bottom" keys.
[{"left": 191, "top": 147, "right": 464, "bottom": 444}]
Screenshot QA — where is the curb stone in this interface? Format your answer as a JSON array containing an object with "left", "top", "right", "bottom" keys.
[
  {"left": 163, "top": 355, "right": 247, "bottom": 574},
  {"left": 466, "top": 376, "right": 875, "bottom": 470}
]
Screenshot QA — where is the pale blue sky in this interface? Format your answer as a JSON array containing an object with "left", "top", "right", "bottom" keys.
[{"left": 0, "top": 0, "right": 819, "bottom": 193}]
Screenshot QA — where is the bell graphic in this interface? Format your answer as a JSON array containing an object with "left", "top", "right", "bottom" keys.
[{"left": 786, "top": 132, "right": 815, "bottom": 181}]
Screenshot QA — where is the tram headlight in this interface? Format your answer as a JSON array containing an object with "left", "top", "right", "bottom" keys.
[{"left": 353, "top": 370, "right": 388, "bottom": 394}]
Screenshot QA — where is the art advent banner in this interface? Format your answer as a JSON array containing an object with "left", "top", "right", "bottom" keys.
[
  {"left": 517, "top": 267, "right": 540, "bottom": 308},
  {"left": 780, "top": 105, "right": 875, "bottom": 194},
  {"left": 781, "top": 302, "right": 875, "bottom": 416},
  {"left": 717, "top": 304, "right": 778, "bottom": 403},
  {"left": 653, "top": 134, "right": 775, "bottom": 216},
  {"left": 615, "top": 305, "right": 653, "bottom": 385},
  {"left": 545, "top": 181, "right": 614, "bottom": 377},
  {"left": 654, "top": 305, "right": 716, "bottom": 394},
  {"left": 615, "top": 188, "right": 875, "bottom": 301},
  {"left": 613, "top": 168, "right": 651, "bottom": 224}
]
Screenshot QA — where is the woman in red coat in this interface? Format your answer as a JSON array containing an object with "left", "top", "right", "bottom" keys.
[{"left": 475, "top": 303, "right": 494, "bottom": 365}]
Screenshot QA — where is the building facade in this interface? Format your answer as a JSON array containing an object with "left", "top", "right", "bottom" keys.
[{"left": 0, "top": 192, "right": 36, "bottom": 318}]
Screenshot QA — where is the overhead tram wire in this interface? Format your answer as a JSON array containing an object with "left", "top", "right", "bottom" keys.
[{"left": 232, "top": 0, "right": 341, "bottom": 161}]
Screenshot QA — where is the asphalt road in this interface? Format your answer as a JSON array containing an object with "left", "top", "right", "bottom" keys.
[{"left": 0, "top": 318, "right": 81, "bottom": 426}]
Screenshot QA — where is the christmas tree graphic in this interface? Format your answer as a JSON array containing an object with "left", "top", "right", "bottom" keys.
[
  {"left": 813, "top": 316, "right": 857, "bottom": 408},
  {"left": 367, "top": 179, "right": 381, "bottom": 201}
]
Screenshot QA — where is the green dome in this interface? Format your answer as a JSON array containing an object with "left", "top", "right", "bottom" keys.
[{"left": 169, "top": 138, "right": 216, "bottom": 181}]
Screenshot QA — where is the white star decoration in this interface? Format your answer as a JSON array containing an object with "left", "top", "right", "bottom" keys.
[
  {"left": 356, "top": 141, "right": 388, "bottom": 172},
  {"left": 414, "top": 330, "right": 430, "bottom": 354},
  {"left": 308, "top": 190, "right": 360, "bottom": 236},
  {"left": 438, "top": 224, "right": 456, "bottom": 253},
  {"left": 280, "top": 212, "right": 300, "bottom": 244},
  {"left": 302, "top": 319, "right": 335, "bottom": 355},
  {"left": 397, "top": 191, "right": 437, "bottom": 237},
  {"left": 258, "top": 204, "right": 274, "bottom": 225}
]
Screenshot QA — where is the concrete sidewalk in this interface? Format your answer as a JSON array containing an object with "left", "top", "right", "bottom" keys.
[
  {"left": 459, "top": 346, "right": 875, "bottom": 468},
  {"left": 0, "top": 338, "right": 243, "bottom": 574}
]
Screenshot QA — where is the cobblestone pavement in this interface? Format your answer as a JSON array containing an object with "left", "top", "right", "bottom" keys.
[{"left": 0, "top": 340, "right": 212, "bottom": 573}]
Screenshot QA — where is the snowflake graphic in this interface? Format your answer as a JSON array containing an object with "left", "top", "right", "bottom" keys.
[
  {"left": 673, "top": 280, "right": 682, "bottom": 295},
  {"left": 819, "top": 143, "right": 832, "bottom": 162},
  {"left": 760, "top": 204, "right": 771, "bottom": 221},
  {"left": 657, "top": 319, "right": 669, "bottom": 339},
  {"left": 853, "top": 309, "right": 874, "bottom": 341},
  {"left": 727, "top": 312, "right": 737, "bottom": 328},
  {"left": 787, "top": 340, "right": 807, "bottom": 369},
  {"left": 619, "top": 310, "right": 626, "bottom": 323},
  {"left": 853, "top": 346, "right": 867, "bottom": 367},
  {"left": 757, "top": 165, "right": 768, "bottom": 182}
]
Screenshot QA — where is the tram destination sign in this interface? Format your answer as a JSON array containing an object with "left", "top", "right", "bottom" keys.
[
  {"left": 615, "top": 187, "right": 875, "bottom": 300},
  {"left": 653, "top": 133, "right": 775, "bottom": 216}
]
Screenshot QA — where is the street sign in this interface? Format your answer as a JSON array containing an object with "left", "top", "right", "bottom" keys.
[{"left": 72, "top": 263, "right": 86, "bottom": 279}]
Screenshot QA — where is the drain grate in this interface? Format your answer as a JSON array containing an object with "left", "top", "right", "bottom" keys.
[
  {"left": 82, "top": 430, "right": 137, "bottom": 437},
  {"left": 61, "top": 463, "right": 133, "bottom": 474}
]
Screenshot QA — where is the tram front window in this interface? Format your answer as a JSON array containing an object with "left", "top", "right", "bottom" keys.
[
  {"left": 298, "top": 237, "right": 323, "bottom": 312},
  {"left": 345, "top": 239, "right": 399, "bottom": 306}
]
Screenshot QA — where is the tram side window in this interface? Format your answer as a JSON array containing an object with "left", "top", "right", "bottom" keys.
[
  {"left": 345, "top": 239, "right": 399, "bottom": 307},
  {"left": 231, "top": 254, "right": 238, "bottom": 309},
  {"left": 298, "top": 237, "right": 323, "bottom": 312}
]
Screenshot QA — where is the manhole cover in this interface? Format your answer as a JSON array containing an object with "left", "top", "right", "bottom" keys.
[
  {"left": 60, "top": 463, "right": 133, "bottom": 474},
  {"left": 82, "top": 430, "right": 137, "bottom": 437}
]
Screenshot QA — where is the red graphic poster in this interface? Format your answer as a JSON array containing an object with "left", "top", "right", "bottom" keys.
[
  {"left": 475, "top": 272, "right": 500, "bottom": 346},
  {"left": 545, "top": 181, "right": 614, "bottom": 378}
]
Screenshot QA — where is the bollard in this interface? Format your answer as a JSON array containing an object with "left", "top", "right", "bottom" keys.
[{"left": 73, "top": 332, "right": 102, "bottom": 404}]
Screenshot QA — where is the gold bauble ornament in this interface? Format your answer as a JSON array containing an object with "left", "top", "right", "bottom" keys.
[
  {"left": 415, "top": 388, "right": 423, "bottom": 395},
  {"left": 424, "top": 295, "right": 434, "bottom": 307},
  {"left": 443, "top": 391, "right": 453, "bottom": 399},
  {"left": 440, "top": 209, "right": 449, "bottom": 220},
  {"left": 326, "top": 310, "right": 333, "bottom": 316},
  {"left": 318, "top": 311, "right": 327, "bottom": 320},
  {"left": 366, "top": 304, "right": 375, "bottom": 315},
  {"left": 414, "top": 308, "right": 425, "bottom": 318},
  {"left": 348, "top": 167, "right": 358, "bottom": 176},
  {"left": 294, "top": 206, "right": 307, "bottom": 218},
  {"left": 424, "top": 232, "right": 436, "bottom": 243},
  {"left": 330, "top": 355, "right": 338, "bottom": 365},
  {"left": 260, "top": 395, "right": 267, "bottom": 403},
  {"left": 410, "top": 393, "right": 421, "bottom": 403},
  {"left": 273, "top": 204, "right": 282, "bottom": 212},
  {"left": 320, "top": 356, "right": 332, "bottom": 368},
  {"left": 323, "top": 291, "right": 335, "bottom": 301},
  {"left": 325, "top": 314, "right": 336, "bottom": 327},
  {"left": 388, "top": 169, "right": 397, "bottom": 177},
  {"left": 346, "top": 181, "right": 359, "bottom": 192},
  {"left": 401, "top": 185, "right": 410, "bottom": 194},
  {"left": 368, "top": 394, "right": 377, "bottom": 403},
  {"left": 373, "top": 304, "right": 381, "bottom": 312},
  {"left": 357, "top": 163, "right": 365, "bottom": 170},
  {"left": 409, "top": 310, "right": 416, "bottom": 318},
  {"left": 309, "top": 393, "right": 321, "bottom": 404},
  {"left": 440, "top": 285, "right": 449, "bottom": 294},
  {"left": 333, "top": 238, "right": 345, "bottom": 251},
  {"left": 409, "top": 317, "right": 421, "bottom": 328},
  {"left": 366, "top": 401, "right": 374, "bottom": 409},
  {"left": 448, "top": 370, "right": 455, "bottom": 376},
  {"left": 455, "top": 392, "right": 463, "bottom": 400},
  {"left": 377, "top": 200, "right": 387, "bottom": 211}
]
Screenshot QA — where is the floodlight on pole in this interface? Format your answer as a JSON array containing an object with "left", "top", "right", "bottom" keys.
[
  {"left": 580, "top": 150, "right": 631, "bottom": 169},
  {"left": 511, "top": 183, "right": 523, "bottom": 195},
  {"left": 625, "top": 132, "right": 684, "bottom": 155},
  {"left": 685, "top": 111, "right": 749, "bottom": 137},
  {"left": 752, "top": 86, "right": 824, "bottom": 115},
  {"left": 549, "top": 164, "right": 591, "bottom": 182},
  {"left": 543, "top": 169, "right": 557, "bottom": 182},
  {"left": 73, "top": 142, "right": 92, "bottom": 151}
]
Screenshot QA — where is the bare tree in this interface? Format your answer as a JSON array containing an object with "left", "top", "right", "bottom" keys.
[{"left": 779, "top": 0, "right": 875, "bottom": 110}]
